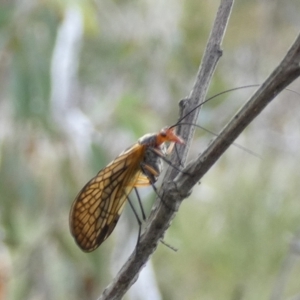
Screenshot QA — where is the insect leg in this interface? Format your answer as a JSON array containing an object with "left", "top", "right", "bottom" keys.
[
  {"left": 148, "top": 147, "right": 191, "bottom": 177},
  {"left": 138, "top": 164, "right": 178, "bottom": 251},
  {"left": 177, "top": 122, "right": 260, "bottom": 158},
  {"left": 134, "top": 188, "right": 146, "bottom": 221},
  {"left": 126, "top": 194, "right": 142, "bottom": 250},
  {"left": 140, "top": 163, "right": 176, "bottom": 212}
]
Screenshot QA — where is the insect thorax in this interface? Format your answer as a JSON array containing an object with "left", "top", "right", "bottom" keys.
[
  {"left": 138, "top": 133, "right": 165, "bottom": 183},
  {"left": 138, "top": 133, "right": 158, "bottom": 147}
]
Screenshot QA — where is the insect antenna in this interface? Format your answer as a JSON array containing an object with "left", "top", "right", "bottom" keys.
[
  {"left": 177, "top": 122, "right": 261, "bottom": 158},
  {"left": 165, "top": 85, "right": 261, "bottom": 166},
  {"left": 171, "top": 84, "right": 300, "bottom": 130},
  {"left": 169, "top": 83, "right": 298, "bottom": 162},
  {"left": 170, "top": 84, "right": 260, "bottom": 129}
]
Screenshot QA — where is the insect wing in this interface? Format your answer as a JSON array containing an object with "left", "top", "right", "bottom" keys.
[{"left": 69, "top": 143, "right": 147, "bottom": 252}]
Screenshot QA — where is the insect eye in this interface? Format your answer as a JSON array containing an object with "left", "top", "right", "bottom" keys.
[{"left": 160, "top": 131, "right": 167, "bottom": 137}]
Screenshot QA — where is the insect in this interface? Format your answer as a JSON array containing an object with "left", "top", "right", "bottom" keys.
[
  {"left": 69, "top": 85, "right": 266, "bottom": 252},
  {"left": 69, "top": 126, "right": 184, "bottom": 252}
]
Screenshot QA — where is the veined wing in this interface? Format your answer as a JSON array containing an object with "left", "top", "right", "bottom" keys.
[{"left": 69, "top": 143, "right": 149, "bottom": 252}]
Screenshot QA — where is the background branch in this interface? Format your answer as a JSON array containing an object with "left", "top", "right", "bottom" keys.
[{"left": 166, "top": 0, "right": 233, "bottom": 179}]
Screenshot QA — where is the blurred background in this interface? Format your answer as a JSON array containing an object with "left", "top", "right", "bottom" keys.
[{"left": 0, "top": 0, "right": 300, "bottom": 299}]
